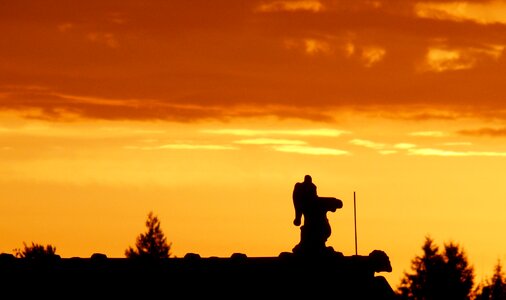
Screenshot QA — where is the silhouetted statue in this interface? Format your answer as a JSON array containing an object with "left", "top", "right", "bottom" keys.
[{"left": 292, "top": 175, "right": 343, "bottom": 256}]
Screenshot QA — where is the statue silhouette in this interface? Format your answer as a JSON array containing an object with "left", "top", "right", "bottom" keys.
[{"left": 292, "top": 175, "right": 343, "bottom": 255}]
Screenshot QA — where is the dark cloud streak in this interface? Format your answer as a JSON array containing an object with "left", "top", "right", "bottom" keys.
[{"left": 458, "top": 127, "right": 506, "bottom": 137}]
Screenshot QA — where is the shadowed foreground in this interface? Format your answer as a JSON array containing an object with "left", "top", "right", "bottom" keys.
[{"left": 0, "top": 251, "right": 395, "bottom": 299}]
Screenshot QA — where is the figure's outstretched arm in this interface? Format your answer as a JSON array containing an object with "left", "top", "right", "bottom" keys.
[{"left": 318, "top": 197, "right": 343, "bottom": 212}]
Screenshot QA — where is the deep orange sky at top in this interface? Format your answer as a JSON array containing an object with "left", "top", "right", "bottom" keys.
[
  {"left": 2, "top": 0, "right": 506, "bottom": 119},
  {"left": 2, "top": 0, "right": 506, "bottom": 288}
]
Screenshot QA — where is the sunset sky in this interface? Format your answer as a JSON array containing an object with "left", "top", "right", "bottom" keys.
[{"left": 2, "top": 0, "right": 506, "bottom": 287}]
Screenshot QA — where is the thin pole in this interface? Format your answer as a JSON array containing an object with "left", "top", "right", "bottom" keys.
[{"left": 354, "top": 191, "right": 358, "bottom": 255}]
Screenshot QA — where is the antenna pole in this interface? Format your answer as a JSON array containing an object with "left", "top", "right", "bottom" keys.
[{"left": 354, "top": 191, "right": 358, "bottom": 255}]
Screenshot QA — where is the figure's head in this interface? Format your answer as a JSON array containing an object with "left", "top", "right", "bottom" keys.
[
  {"left": 304, "top": 175, "right": 312, "bottom": 183},
  {"left": 369, "top": 250, "right": 392, "bottom": 273}
]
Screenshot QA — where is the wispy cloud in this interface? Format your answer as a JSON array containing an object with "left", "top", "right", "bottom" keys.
[
  {"left": 349, "top": 139, "right": 385, "bottom": 149},
  {"left": 273, "top": 145, "right": 349, "bottom": 156},
  {"left": 441, "top": 142, "right": 472, "bottom": 146},
  {"left": 410, "top": 131, "right": 447, "bottom": 137},
  {"left": 203, "top": 128, "right": 350, "bottom": 137},
  {"left": 234, "top": 138, "right": 306, "bottom": 145},
  {"left": 408, "top": 148, "right": 506, "bottom": 157},
  {"left": 350, "top": 140, "right": 418, "bottom": 154},
  {"left": 125, "top": 144, "right": 237, "bottom": 151}
]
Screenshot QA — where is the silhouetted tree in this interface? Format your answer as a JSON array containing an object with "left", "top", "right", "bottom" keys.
[
  {"left": 475, "top": 261, "right": 506, "bottom": 300},
  {"left": 397, "top": 236, "right": 475, "bottom": 300},
  {"left": 125, "top": 211, "right": 172, "bottom": 259},
  {"left": 14, "top": 242, "right": 58, "bottom": 259}
]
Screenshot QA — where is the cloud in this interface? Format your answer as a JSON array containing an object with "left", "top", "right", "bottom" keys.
[
  {"left": 203, "top": 128, "right": 350, "bottom": 137},
  {"left": 350, "top": 140, "right": 417, "bottom": 154},
  {"left": 283, "top": 38, "right": 333, "bottom": 56},
  {"left": 416, "top": 1, "right": 506, "bottom": 24},
  {"left": 361, "top": 46, "right": 386, "bottom": 67},
  {"left": 87, "top": 32, "right": 119, "bottom": 48},
  {"left": 0, "top": 87, "right": 226, "bottom": 121},
  {"left": 125, "top": 144, "right": 237, "bottom": 151},
  {"left": 349, "top": 139, "right": 386, "bottom": 149},
  {"left": 409, "top": 131, "right": 447, "bottom": 137},
  {"left": 408, "top": 148, "right": 506, "bottom": 157},
  {"left": 442, "top": 142, "right": 472, "bottom": 146},
  {"left": 423, "top": 45, "right": 504, "bottom": 72},
  {"left": 304, "top": 39, "right": 332, "bottom": 55},
  {"left": 1, "top": 87, "right": 336, "bottom": 122},
  {"left": 286, "top": 38, "right": 387, "bottom": 63},
  {"left": 458, "top": 127, "right": 506, "bottom": 137},
  {"left": 234, "top": 138, "right": 306, "bottom": 145},
  {"left": 394, "top": 143, "right": 417, "bottom": 149},
  {"left": 272, "top": 145, "right": 349, "bottom": 156},
  {"left": 425, "top": 48, "right": 474, "bottom": 72},
  {"left": 256, "top": 1, "right": 324, "bottom": 12},
  {"left": 344, "top": 42, "right": 355, "bottom": 57}
]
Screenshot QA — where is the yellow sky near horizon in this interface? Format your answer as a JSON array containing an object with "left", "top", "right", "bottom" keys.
[
  {"left": 2, "top": 111, "right": 506, "bottom": 287},
  {"left": 2, "top": 0, "right": 506, "bottom": 289}
]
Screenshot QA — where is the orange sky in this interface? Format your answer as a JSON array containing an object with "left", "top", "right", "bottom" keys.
[{"left": 2, "top": 0, "right": 506, "bottom": 288}]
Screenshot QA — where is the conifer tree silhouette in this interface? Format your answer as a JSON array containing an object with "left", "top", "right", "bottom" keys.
[
  {"left": 397, "top": 236, "right": 474, "bottom": 300},
  {"left": 475, "top": 260, "right": 506, "bottom": 300},
  {"left": 125, "top": 211, "right": 172, "bottom": 259}
]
